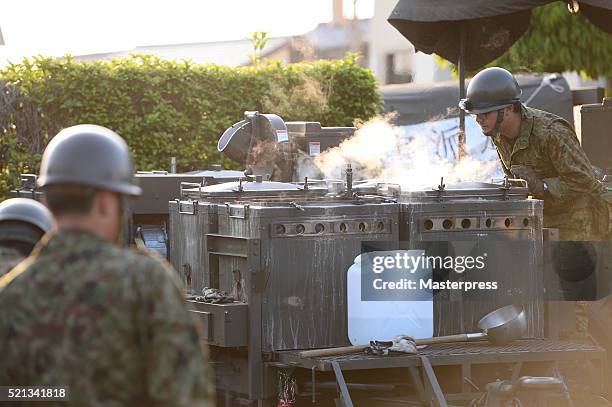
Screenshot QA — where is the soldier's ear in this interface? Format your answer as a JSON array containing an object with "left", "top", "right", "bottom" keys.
[
  {"left": 94, "top": 190, "right": 118, "bottom": 218},
  {"left": 90, "top": 191, "right": 105, "bottom": 217}
]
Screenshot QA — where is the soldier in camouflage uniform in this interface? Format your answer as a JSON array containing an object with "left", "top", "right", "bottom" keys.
[
  {"left": 460, "top": 67, "right": 612, "bottom": 335},
  {"left": 460, "top": 67, "right": 610, "bottom": 241},
  {"left": 0, "top": 198, "right": 53, "bottom": 277},
  {"left": 0, "top": 125, "right": 212, "bottom": 406}
]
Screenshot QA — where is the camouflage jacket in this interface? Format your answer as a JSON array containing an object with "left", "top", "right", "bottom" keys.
[
  {"left": 0, "top": 246, "right": 24, "bottom": 278},
  {"left": 0, "top": 230, "right": 212, "bottom": 407},
  {"left": 492, "top": 106, "right": 610, "bottom": 239}
]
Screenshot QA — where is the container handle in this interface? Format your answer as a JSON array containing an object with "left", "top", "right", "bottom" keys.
[
  {"left": 180, "top": 182, "right": 202, "bottom": 198},
  {"left": 228, "top": 205, "right": 249, "bottom": 219},
  {"left": 177, "top": 200, "right": 197, "bottom": 215}
]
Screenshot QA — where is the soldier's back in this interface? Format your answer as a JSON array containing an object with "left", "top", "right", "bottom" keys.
[{"left": 0, "top": 229, "right": 210, "bottom": 406}]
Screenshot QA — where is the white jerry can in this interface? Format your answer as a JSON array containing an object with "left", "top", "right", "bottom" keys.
[{"left": 347, "top": 251, "right": 433, "bottom": 345}]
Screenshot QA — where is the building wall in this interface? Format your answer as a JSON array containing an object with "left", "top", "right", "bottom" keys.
[
  {"left": 369, "top": 0, "right": 452, "bottom": 85},
  {"left": 563, "top": 72, "right": 608, "bottom": 90},
  {"left": 265, "top": 45, "right": 293, "bottom": 64}
]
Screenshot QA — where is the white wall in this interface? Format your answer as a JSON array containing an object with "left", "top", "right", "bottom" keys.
[
  {"left": 369, "top": 0, "right": 452, "bottom": 85},
  {"left": 563, "top": 71, "right": 607, "bottom": 90},
  {"left": 369, "top": 0, "right": 412, "bottom": 82}
]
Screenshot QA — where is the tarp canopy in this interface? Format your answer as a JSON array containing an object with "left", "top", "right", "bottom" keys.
[
  {"left": 388, "top": 0, "right": 612, "bottom": 70},
  {"left": 381, "top": 74, "right": 574, "bottom": 125},
  {"left": 388, "top": 0, "right": 612, "bottom": 22}
]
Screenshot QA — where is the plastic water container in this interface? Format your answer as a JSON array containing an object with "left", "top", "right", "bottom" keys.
[{"left": 347, "top": 251, "right": 433, "bottom": 345}]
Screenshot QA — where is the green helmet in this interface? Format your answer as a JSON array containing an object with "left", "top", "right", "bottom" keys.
[
  {"left": 459, "top": 67, "right": 522, "bottom": 114},
  {"left": 0, "top": 198, "right": 53, "bottom": 244},
  {"left": 37, "top": 125, "right": 142, "bottom": 196}
]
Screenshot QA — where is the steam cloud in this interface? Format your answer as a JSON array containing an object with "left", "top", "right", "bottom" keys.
[{"left": 297, "top": 115, "right": 501, "bottom": 189}]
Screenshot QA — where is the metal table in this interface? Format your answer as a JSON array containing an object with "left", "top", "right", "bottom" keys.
[{"left": 275, "top": 339, "right": 606, "bottom": 407}]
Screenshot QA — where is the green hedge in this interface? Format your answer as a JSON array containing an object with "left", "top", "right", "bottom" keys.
[{"left": 0, "top": 54, "right": 381, "bottom": 199}]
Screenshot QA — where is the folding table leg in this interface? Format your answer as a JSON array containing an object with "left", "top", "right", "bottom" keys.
[
  {"left": 408, "top": 366, "right": 427, "bottom": 403},
  {"left": 420, "top": 355, "right": 448, "bottom": 407},
  {"left": 331, "top": 361, "right": 354, "bottom": 407}
]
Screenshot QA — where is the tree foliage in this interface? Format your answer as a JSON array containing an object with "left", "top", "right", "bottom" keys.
[
  {"left": 248, "top": 31, "right": 270, "bottom": 65},
  {"left": 490, "top": 2, "right": 612, "bottom": 78},
  {"left": 0, "top": 54, "right": 381, "bottom": 199}
]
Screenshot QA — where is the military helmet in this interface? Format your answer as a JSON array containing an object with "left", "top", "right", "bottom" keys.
[
  {"left": 459, "top": 67, "right": 522, "bottom": 114},
  {"left": 37, "top": 124, "right": 142, "bottom": 196},
  {"left": 0, "top": 198, "right": 54, "bottom": 244}
]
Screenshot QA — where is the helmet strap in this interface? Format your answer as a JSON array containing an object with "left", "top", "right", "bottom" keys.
[{"left": 493, "top": 108, "right": 506, "bottom": 138}]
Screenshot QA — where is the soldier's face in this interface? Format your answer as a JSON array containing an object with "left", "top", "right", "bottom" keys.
[{"left": 473, "top": 111, "right": 498, "bottom": 136}]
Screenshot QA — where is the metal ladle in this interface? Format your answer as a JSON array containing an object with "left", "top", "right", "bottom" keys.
[
  {"left": 299, "top": 305, "right": 527, "bottom": 359},
  {"left": 415, "top": 304, "right": 527, "bottom": 346}
]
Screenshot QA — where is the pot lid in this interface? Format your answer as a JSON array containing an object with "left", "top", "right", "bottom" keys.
[
  {"left": 399, "top": 180, "right": 529, "bottom": 202},
  {"left": 188, "top": 169, "right": 246, "bottom": 180},
  {"left": 203, "top": 179, "right": 301, "bottom": 192},
  {"left": 182, "top": 177, "right": 329, "bottom": 199}
]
